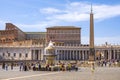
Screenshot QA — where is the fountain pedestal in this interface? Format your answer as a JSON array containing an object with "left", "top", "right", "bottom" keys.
[{"left": 44, "top": 41, "right": 56, "bottom": 65}]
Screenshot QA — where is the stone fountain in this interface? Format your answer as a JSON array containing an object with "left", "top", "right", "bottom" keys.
[{"left": 44, "top": 41, "right": 56, "bottom": 65}]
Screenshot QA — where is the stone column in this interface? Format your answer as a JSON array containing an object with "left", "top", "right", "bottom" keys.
[
  {"left": 117, "top": 51, "right": 119, "bottom": 60},
  {"left": 64, "top": 50, "right": 66, "bottom": 60},
  {"left": 84, "top": 51, "right": 86, "bottom": 60},
  {"left": 72, "top": 50, "right": 75, "bottom": 60},
  {"left": 70, "top": 50, "right": 71, "bottom": 60},
  {"left": 63, "top": 50, "right": 65, "bottom": 60},
  {"left": 59, "top": 51, "right": 61, "bottom": 60},
  {"left": 32, "top": 50, "right": 35, "bottom": 60},
  {"left": 108, "top": 50, "right": 111, "bottom": 60},
  {"left": 38, "top": 50, "right": 40, "bottom": 60},
  {"left": 56, "top": 50, "right": 58, "bottom": 60},
  {"left": 39, "top": 50, "right": 41, "bottom": 60},
  {"left": 72, "top": 51, "right": 74, "bottom": 60},
  {"left": 61, "top": 50, "right": 62, "bottom": 60},
  {"left": 75, "top": 51, "right": 77, "bottom": 60},
  {"left": 57, "top": 50, "right": 59, "bottom": 60},
  {"left": 114, "top": 50, "right": 115, "bottom": 60},
  {"left": 66, "top": 50, "right": 68, "bottom": 60},
  {"left": 80, "top": 51, "right": 82, "bottom": 60},
  {"left": 79, "top": 51, "right": 81, "bottom": 60},
  {"left": 41, "top": 49, "right": 44, "bottom": 60},
  {"left": 77, "top": 51, "right": 79, "bottom": 60},
  {"left": 82, "top": 51, "right": 84, "bottom": 61}
]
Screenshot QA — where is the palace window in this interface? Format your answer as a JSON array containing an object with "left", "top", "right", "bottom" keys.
[
  {"left": 25, "top": 53, "right": 28, "bottom": 58},
  {"left": 3, "top": 53, "right": 5, "bottom": 56},
  {"left": 14, "top": 53, "right": 16, "bottom": 57},
  {"left": 8, "top": 53, "right": 10, "bottom": 57},
  {"left": 19, "top": 53, "right": 22, "bottom": 57}
]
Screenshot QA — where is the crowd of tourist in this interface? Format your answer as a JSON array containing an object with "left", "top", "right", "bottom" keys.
[
  {"left": 1, "top": 62, "right": 78, "bottom": 71},
  {"left": 96, "top": 59, "right": 120, "bottom": 67},
  {"left": 2, "top": 62, "right": 13, "bottom": 70},
  {"left": 0, "top": 60, "right": 119, "bottom": 71}
]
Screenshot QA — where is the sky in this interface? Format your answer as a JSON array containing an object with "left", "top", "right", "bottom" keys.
[{"left": 0, "top": 0, "right": 120, "bottom": 45}]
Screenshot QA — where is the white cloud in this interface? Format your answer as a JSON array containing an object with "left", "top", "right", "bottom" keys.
[
  {"left": 47, "top": 13, "right": 89, "bottom": 22},
  {"left": 40, "top": 2, "right": 120, "bottom": 22},
  {"left": 17, "top": 20, "right": 59, "bottom": 32},
  {"left": 40, "top": 7, "right": 61, "bottom": 14},
  {"left": 1, "top": 2, "right": 120, "bottom": 31},
  {"left": 94, "top": 5, "right": 120, "bottom": 20}
]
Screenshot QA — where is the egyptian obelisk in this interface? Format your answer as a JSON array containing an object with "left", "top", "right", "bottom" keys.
[{"left": 89, "top": 4, "right": 95, "bottom": 61}]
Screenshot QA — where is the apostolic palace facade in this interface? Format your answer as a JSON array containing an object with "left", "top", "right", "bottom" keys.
[{"left": 0, "top": 10, "right": 120, "bottom": 62}]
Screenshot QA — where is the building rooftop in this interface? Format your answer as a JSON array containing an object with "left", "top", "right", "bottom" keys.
[
  {"left": 25, "top": 32, "right": 46, "bottom": 34},
  {"left": 47, "top": 26, "right": 81, "bottom": 29}
]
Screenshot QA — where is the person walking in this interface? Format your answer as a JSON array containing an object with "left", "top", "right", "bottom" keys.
[
  {"left": 38, "top": 63, "right": 41, "bottom": 71},
  {"left": 5, "top": 63, "right": 8, "bottom": 71},
  {"left": 11, "top": 63, "right": 14, "bottom": 70},
  {"left": 19, "top": 62, "right": 23, "bottom": 71},
  {"left": 68, "top": 63, "right": 71, "bottom": 71}
]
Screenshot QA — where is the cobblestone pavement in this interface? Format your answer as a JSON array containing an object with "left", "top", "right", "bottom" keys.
[{"left": 0, "top": 66, "right": 120, "bottom": 80}]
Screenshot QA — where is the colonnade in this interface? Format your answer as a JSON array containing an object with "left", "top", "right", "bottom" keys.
[
  {"left": 56, "top": 50, "right": 89, "bottom": 60},
  {"left": 56, "top": 49, "right": 120, "bottom": 61},
  {"left": 0, "top": 47, "right": 120, "bottom": 61},
  {"left": 31, "top": 49, "right": 42, "bottom": 60},
  {"left": 95, "top": 49, "right": 120, "bottom": 61}
]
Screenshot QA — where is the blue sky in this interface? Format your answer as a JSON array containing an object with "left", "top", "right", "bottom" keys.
[{"left": 0, "top": 0, "right": 120, "bottom": 45}]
